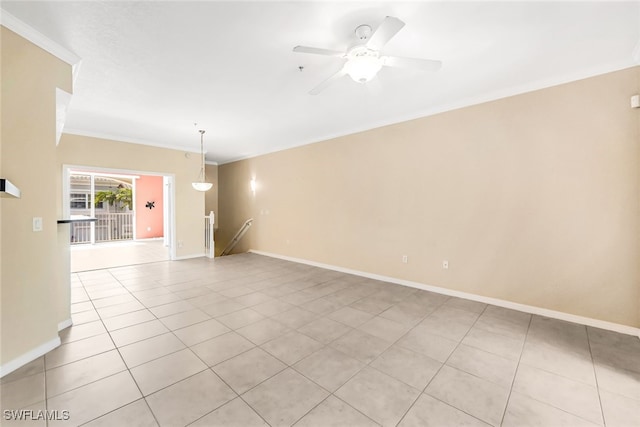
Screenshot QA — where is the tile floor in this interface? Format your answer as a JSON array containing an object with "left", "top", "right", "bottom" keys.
[
  {"left": 2, "top": 253, "right": 639, "bottom": 426},
  {"left": 70, "top": 239, "right": 170, "bottom": 272}
]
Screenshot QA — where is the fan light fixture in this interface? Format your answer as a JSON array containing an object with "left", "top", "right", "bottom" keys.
[
  {"left": 293, "top": 16, "right": 443, "bottom": 95},
  {"left": 192, "top": 129, "right": 213, "bottom": 192},
  {"left": 344, "top": 54, "right": 383, "bottom": 83}
]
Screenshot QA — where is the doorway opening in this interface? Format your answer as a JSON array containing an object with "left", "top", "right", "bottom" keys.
[{"left": 63, "top": 165, "right": 176, "bottom": 272}]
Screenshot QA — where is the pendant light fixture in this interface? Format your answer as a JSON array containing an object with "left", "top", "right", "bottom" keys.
[{"left": 192, "top": 129, "right": 213, "bottom": 192}]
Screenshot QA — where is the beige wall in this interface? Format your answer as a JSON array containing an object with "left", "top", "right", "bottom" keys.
[
  {"left": 53, "top": 136, "right": 206, "bottom": 346},
  {"left": 1, "top": 27, "right": 73, "bottom": 366},
  {"left": 57, "top": 134, "right": 206, "bottom": 259},
  {"left": 219, "top": 66, "right": 640, "bottom": 328}
]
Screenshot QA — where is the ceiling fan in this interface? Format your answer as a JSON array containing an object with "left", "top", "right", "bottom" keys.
[{"left": 293, "top": 16, "right": 442, "bottom": 95}]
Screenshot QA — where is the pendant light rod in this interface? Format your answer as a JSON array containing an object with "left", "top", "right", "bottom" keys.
[
  {"left": 192, "top": 128, "right": 213, "bottom": 191},
  {"left": 199, "top": 129, "right": 206, "bottom": 181}
]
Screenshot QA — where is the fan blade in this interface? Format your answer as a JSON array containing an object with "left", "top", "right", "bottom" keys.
[
  {"left": 309, "top": 68, "right": 347, "bottom": 95},
  {"left": 293, "top": 46, "right": 345, "bottom": 58},
  {"left": 366, "top": 16, "right": 405, "bottom": 50},
  {"left": 382, "top": 56, "right": 442, "bottom": 72}
]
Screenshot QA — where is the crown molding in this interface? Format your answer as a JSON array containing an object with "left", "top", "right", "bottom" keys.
[
  {"left": 1, "top": 9, "right": 82, "bottom": 82},
  {"left": 63, "top": 128, "right": 201, "bottom": 154},
  {"left": 219, "top": 61, "right": 639, "bottom": 165}
]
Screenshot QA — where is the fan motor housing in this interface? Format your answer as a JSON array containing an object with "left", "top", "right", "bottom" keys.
[
  {"left": 354, "top": 24, "right": 372, "bottom": 41},
  {"left": 347, "top": 45, "right": 379, "bottom": 59}
]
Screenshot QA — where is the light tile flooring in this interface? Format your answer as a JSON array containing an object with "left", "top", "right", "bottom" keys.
[
  {"left": 70, "top": 239, "right": 170, "bottom": 272},
  {"left": 2, "top": 253, "right": 639, "bottom": 426}
]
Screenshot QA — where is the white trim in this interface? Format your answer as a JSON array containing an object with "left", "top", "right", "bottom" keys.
[
  {"left": 136, "top": 237, "right": 164, "bottom": 242},
  {"left": 60, "top": 59, "right": 640, "bottom": 166},
  {"left": 168, "top": 176, "right": 176, "bottom": 260},
  {"left": 132, "top": 177, "right": 137, "bottom": 240},
  {"left": 3, "top": 9, "right": 635, "bottom": 167},
  {"left": 249, "top": 249, "right": 640, "bottom": 337},
  {"left": 173, "top": 253, "right": 206, "bottom": 261},
  {"left": 64, "top": 165, "right": 170, "bottom": 183},
  {"left": 163, "top": 176, "right": 172, "bottom": 251},
  {"left": 68, "top": 170, "right": 141, "bottom": 180},
  {"left": 0, "top": 10, "right": 82, "bottom": 83},
  {"left": 58, "top": 319, "right": 73, "bottom": 331},
  {"left": 205, "top": 161, "right": 219, "bottom": 166},
  {"left": 62, "top": 166, "right": 71, "bottom": 220},
  {"left": 56, "top": 88, "right": 72, "bottom": 146},
  {"left": 219, "top": 62, "right": 638, "bottom": 165},
  {"left": 63, "top": 128, "right": 201, "bottom": 154},
  {"left": 0, "top": 336, "right": 60, "bottom": 378},
  {"left": 62, "top": 164, "right": 177, "bottom": 260}
]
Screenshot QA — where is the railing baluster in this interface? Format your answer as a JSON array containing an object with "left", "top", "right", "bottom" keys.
[
  {"left": 204, "top": 211, "right": 215, "bottom": 258},
  {"left": 70, "top": 212, "right": 135, "bottom": 245}
]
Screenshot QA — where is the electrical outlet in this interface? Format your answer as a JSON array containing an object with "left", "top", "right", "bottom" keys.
[
  {"left": 402, "top": 255, "right": 408, "bottom": 263},
  {"left": 178, "top": 240, "right": 184, "bottom": 248},
  {"left": 442, "top": 260, "right": 449, "bottom": 269}
]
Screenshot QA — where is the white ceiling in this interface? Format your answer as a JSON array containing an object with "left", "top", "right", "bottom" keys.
[{"left": 2, "top": 1, "right": 639, "bottom": 164}]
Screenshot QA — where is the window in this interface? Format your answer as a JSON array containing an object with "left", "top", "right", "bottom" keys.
[{"left": 69, "top": 192, "right": 103, "bottom": 210}]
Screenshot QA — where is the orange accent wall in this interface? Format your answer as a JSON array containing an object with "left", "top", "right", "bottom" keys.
[{"left": 136, "top": 175, "right": 164, "bottom": 239}]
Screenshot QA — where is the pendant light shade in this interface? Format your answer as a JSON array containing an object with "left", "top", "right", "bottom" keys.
[
  {"left": 192, "top": 129, "right": 213, "bottom": 192},
  {"left": 192, "top": 182, "right": 213, "bottom": 191}
]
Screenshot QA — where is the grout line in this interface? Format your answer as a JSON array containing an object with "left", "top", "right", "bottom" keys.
[
  {"left": 498, "top": 312, "right": 533, "bottom": 426},
  {"left": 44, "top": 357, "right": 49, "bottom": 427},
  {"left": 52, "top": 275, "right": 155, "bottom": 426},
  {"left": 49, "top": 252, "right": 626, "bottom": 426},
  {"left": 586, "top": 327, "right": 608, "bottom": 426},
  {"left": 194, "top": 281, "right": 415, "bottom": 425},
  {"left": 289, "top": 394, "right": 334, "bottom": 426},
  {"left": 236, "top": 394, "right": 275, "bottom": 427},
  {"left": 100, "top": 265, "right": 271, "bottom": 425},
  {"left": 395, "top": 303, "right": 489, "bottom": 427},
  {"left": 283, "top": 291, "right": 448, "bottom": 426},
  {"left": 81, "top": 272, "right": 160, "bottom": 426}
]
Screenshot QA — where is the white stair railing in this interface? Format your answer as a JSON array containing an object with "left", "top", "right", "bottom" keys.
[
  {"left": 221, "top": 218, "right": 253, "bottom": 256},
  {"left": 204, "top": 211, "right": 215, "bottom": 259}
]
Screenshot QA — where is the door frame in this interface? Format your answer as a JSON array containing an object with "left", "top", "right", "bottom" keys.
[{"left": 62, "top": 164, "right": 177, "bottom": 260}]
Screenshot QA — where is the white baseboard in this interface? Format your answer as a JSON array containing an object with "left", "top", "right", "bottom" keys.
[
  {"left": 0, "top": 336, "right": 61, "bottom": 378},
  {"left": 173, "top": 253, "right": 205, "bottom": 261},
  {"left": 249, "top": 249, "right": 640, "bottom": 337},
  {"left": 58, "top": 319, "right": 73, "bottom": 331}
]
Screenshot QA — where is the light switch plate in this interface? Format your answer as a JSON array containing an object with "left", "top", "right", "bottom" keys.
[{"left": 33, "top": 217, "right": 43, "bottom": 232}]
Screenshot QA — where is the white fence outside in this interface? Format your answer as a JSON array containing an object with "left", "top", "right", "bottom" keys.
[{"left": 71, "top": 212, "right": 134, "bottom": 244}]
